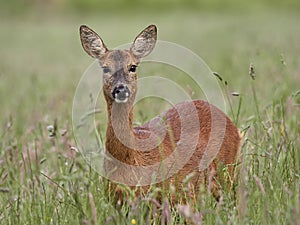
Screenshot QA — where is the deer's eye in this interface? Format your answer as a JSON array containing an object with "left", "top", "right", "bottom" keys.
[
  {"left": 129, "top": 65, "right": 137, "bottom": 73},
  {"left": 102, "top": 67, "right": 111, "bottom": 74}
]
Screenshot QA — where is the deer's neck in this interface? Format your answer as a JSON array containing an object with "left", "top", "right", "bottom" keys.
[{"left": 106, "top": 102, "right": 139, "bottom": 164}]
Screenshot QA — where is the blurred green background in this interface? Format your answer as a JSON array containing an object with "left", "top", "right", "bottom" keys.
[
  {"left": 2, "top": 0, "right": 300, "bottom": 14},
  {"left": 1, "top": 0, "right": 299, "bottom": 131}
]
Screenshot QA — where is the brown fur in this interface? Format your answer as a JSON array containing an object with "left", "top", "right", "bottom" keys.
[{"left": 79, "top": 25, "right": 242, "bottom": 203}]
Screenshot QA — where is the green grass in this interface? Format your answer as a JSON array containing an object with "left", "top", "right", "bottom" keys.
[{"left": 0, "top": 8, "right": 300, "bottom": 224}]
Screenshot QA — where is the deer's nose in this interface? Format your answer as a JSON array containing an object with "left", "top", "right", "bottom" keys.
[{"left": 112, "top": 85, "right": 130, "bottom": 103}]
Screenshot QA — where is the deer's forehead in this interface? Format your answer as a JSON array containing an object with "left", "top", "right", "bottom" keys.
[{"left": 101, "top": 50, "right": 137, "bottom": 68}]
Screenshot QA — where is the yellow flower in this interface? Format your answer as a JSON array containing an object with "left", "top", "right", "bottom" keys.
[{"left": 131, "top": 219, "right": 136, "bottom": 225}]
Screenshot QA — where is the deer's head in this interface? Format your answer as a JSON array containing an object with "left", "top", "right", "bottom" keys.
[{"left": 79, "top": 25, "right": 157, "bottom": 105}]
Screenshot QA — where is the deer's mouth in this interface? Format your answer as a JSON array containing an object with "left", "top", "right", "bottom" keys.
[{"left": 112, "top": 85, "right": 130, "bottom": 103}]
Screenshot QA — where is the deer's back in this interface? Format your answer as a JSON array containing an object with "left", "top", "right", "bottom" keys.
[{"left": 134, "top": 100, "right": 241, "bottom": 167}]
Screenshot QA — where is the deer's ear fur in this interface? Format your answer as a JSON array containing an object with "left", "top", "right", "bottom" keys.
[
  {"left": 130, "top": 25, "right": 157, "bottom": 59},
  {"left": 80, "top": 25, "right": 108, "bottom": 58}
]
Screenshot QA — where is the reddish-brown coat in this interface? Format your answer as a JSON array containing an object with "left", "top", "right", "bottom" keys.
[{"left": 104, "top": 100, "right": 242, "bottom": 202}]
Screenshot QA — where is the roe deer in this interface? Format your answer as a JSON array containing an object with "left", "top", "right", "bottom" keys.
[{"left": 79, "top": 24, "right": 242, "bottom": 203}]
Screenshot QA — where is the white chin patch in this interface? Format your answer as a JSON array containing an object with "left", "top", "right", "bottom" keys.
[
  {"left": 114, "top": 91, "right": 129, "bottom": 103},
  {"left": 114, "top": 98, "right": 129, "bottom": 103}
]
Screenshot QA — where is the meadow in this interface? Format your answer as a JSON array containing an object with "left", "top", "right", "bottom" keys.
[{"left": 0, "top": 4, "right": 300, "bottom": 225}]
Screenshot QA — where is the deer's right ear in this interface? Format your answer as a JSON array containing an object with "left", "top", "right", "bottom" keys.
[{"left": 79, "top": 25, "right": 108, "bottom": 58}]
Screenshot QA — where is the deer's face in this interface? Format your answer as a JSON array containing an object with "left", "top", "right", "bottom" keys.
[
  {"left": 99, "top": 50, "right": 138, "bottom": 104},
  {"left": 80, "top": 25, "right": 157, "bottom": 104}
]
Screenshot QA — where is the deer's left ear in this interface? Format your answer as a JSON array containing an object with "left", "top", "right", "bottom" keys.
[{"left": 130, "top": 25, "right": 157, "bottom": 59}]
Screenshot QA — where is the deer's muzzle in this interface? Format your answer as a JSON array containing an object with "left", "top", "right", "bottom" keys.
[{"left": 112, "top": 85, "right": 130, "bottom": 103}]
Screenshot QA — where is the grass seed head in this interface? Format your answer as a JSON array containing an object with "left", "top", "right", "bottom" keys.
[{"left": 249, "top": 63, "right": 256, "bottom": 80}]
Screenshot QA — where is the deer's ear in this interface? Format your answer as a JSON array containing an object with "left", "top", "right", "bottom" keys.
[
  {"left": 130, "top": 25, "right": 157, "bottom": 59},
  {"left": 80, "top": 25, "right": 108, "bottom": 58}
]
